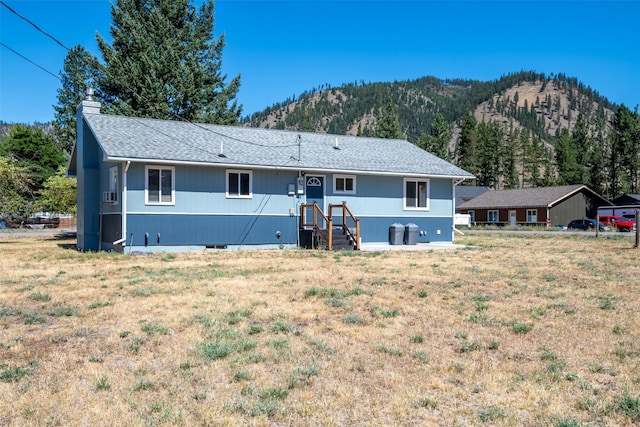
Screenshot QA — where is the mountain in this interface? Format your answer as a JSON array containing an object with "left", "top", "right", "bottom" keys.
[
  {"left": 244, "top": 71, "right": 615, "bottom": 145},
  {"left": 242, "top": 70, "right": 636, "bottom": 198}
]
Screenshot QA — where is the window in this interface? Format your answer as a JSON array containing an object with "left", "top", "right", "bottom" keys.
[
  {"left": 146, "top": 166, "right": 174, "bottom": 205},
  {"left": 227, "top": 170, "right": 252, "bottom": 198},
  {"left": 468, "top": 210, "right": 475, "bottom": 223},
  {"left": 108, "top": 166, "right": 119, "bottom": 204},
  {"left": 334, "top": 175, "right": 356, "bottom": 194},
  {"left": 404, "top": 178, "right": 429, "bottom": 210},
  {"left": 109, "top": 166, "right": 119, "bottom": 192},
  {"left": 527, "top": 209, "right": 538, "bottom": 223},
  {"left": 488, "top": 210, "right": 499, "bottom": 223}
]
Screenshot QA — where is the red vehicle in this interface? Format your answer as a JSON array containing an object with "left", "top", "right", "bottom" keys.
[{"left": 598, "top": 215, "right": 637, "bottom": 232}]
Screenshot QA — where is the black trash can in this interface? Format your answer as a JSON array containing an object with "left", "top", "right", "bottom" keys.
[
  {"left": 389, "top": 223, "right": 405, "bottom": 245},
  {"left": 299, "top": 229, "right": 314, "bottom": 249},
  {"left": 404, "top": 223, "right": 419, "bottom": 245}
]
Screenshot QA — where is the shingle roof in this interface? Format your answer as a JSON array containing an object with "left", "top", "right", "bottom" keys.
[
  {"left": 80, "top": 112, "right": 474, "bottom": 178},
  {"left": 458, "top": 185, "right": 610, "bottom": 209},
  {"left": 455, "top": 186, "right": 490, "bottom": 207}
]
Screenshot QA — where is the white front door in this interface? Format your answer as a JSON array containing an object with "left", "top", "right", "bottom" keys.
[{"left": 509, "top": 210, "right": 517, "bottom": 227}]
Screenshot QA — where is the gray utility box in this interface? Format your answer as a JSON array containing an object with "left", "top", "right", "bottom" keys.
[
  {"left": 404, "top": 223, "right": 419, "bottom": 245},
  {"left": 389, "top": 223, "right": 405, "bottom": 245}
]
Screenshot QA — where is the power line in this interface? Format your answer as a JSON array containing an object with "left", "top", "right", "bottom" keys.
[
  {"left": 0, "top": 42, "right": 61, "bottom": 81},
  {"left": 1, "top": 0, "right": 301, "bottom": 154},
  {"left": 0, "top": 1, "right": 71, "bottom": 51}
]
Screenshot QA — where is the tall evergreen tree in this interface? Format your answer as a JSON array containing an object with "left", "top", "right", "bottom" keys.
[
  {"left": 455, "top": 114, "right": 478, "bottom": 175},
  {"left": 502, "top": 128, "right": 519, "bottom": 189},
  {"left": 555, "top": 128, "right": 581, "bottom": 185},
  {"left": 96, "top": 0, "right": 241, "bottom": 123},
  {"left": 610, "top": 105, "right": 640, "bottom": 196},
  {"left": 420, "top": 113, "right": 450, "bottom": 159},
  {"left": 570, "top": 113, "right": 590, "bottom": 183},
  {"left": 53, "top": 46, "right": 102, "bottom": 155},
  {"left": 374, "top": 97, "right": 404, "bottom": 139},
  {"left": 475, "top": 121, "right": 502, "bottom": 188}
]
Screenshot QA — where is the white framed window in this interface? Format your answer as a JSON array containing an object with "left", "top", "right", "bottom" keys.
[
  {"left": 334, "top": 174, "right": 356, "bottom": 194},
  {"left": 108, "top": 166, "right": 119, "bottom": 204},
  {"left": 488, "top": 210, "right": 499, "bottom": 223},
  {"left": 109, "top": 166, "right": 119, "bottom": 192},
  {"left": 527, "top": 209, "right": 538, "bottom": 223},
  {"left": 145, "top": 165, "right": 174, "bottom": 205},
  {"left": 468, "top": 210, "right": 475, "bottom": 223},
  {"left": 404, "top": 178, "right": 429, "bottom": 210},
  {"left": 226, "top": 169, "right": 252, "bottom": 198}
]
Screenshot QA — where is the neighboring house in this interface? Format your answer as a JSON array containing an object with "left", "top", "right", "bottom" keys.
[
  {"left": 67, "top": 97, "right": 474, "bottom": 252},
  {"left": 455, "top": 186, "right": 490, "bottom": 208},
  {"left": 457, "top": 185, "right": 612, "bottom": 227},
  {"left": 612, "top": 194, "right": 640, "bottom": 206}
]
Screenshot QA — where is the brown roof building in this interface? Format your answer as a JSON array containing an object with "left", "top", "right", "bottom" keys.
[{"left": 457, "top": 185, "right": 612, "bottom": 227}]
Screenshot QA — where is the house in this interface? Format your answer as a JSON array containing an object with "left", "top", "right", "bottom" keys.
[
  {"left": 67, "top": 96, "right": 474, "bottom": 252},
  {"left": 612, "top": 194, "right": 640, "bottom": 206},
  {"left": 455, "top": 186, "right": 490, "bottom": 208},
  {"left": 457, "top": 184, "right": 612, "bottom": 227}
]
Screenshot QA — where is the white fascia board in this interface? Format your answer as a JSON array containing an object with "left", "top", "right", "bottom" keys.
[{"left": 104, "top": 156, "right": 473, "bottom": 180}]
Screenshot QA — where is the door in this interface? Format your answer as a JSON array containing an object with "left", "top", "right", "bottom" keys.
[
  {"left": 306, "top": 176, "right": 325, "bottom": 227},
  {"left": 509, "top": 210, "right": 517, "bottom": 227},
  {"left": 306, "top": 176, "right": 325, "bottom": 208}
]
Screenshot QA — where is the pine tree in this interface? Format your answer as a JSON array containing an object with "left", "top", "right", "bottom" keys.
[
  {"left": 502, "top": 129, "right": 519, "bottom": 189},
  {"left": 475, "top": 121, "right": 502, "bottom": 188},
  {"left": 96, "top": 0, "right": 241, "bottom": 123},
  {"left": 53, "top": 46, "right": 102, "bottom": 155},
  {"left": 374, "top": 97, "right": 404, "bottom": 139},
  {"left": 456, "top": 114, "right": 477, "bottom": 175},
  {"left": 421, "top": 113, "right": 450, "bottom": 159},
  {"left": 555, "top": 128, "right": 581, "bottom": 185}
]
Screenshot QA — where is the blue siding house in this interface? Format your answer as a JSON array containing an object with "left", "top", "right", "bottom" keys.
[{"left": 67, "top": 97, "right": 474, "bottom": 252}]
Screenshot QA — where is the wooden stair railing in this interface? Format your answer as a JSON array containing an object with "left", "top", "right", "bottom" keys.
[
  {"left": 299, "top": 202, "right": 360, "bottom": 250},
  {"left": 299, "top": 203, "right": 333, "bottom": 249},
  {"left": 329, "top": 203, "right": 361, "bottom": 250}
]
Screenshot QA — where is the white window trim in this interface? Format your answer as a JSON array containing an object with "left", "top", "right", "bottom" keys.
[
  {"left": 488, "top": 210, "right": 499, "bottom": 223},
  {"left": 145, "top": 165, "right": 175, "bottom": 206},
  {"left": 333, "top": 174, "right": 356, "bottom": 194},
  {"left": 109, "top": 166, "right": 119, "bottom": 205},
  {"left": 468, "top": 210, "right": 475, "bottom": 223},
  {"left": 226, "top": 169, "right": 253, "bottom": 199},
  {"left": 403, "top": 178, "right": 430, "bottom": 211},
  {"left": 527, "top": 209, "right": 538, "bottom": 223}
]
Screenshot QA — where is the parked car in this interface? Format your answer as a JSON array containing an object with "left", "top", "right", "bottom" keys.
[
  {"left": 567, "top": 219, "right": 610, "bottom": 231},
  {"left": 598, "top": 215, "right": 636, "bottom": 232}
]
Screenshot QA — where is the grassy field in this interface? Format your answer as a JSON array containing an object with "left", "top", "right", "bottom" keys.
[{"left": 1, "top": 232, "right": 639, "bottom": 426}]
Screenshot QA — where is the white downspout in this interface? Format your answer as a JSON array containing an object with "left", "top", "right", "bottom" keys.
[
  {"left": 452, "top": 178, "right": 466, "bottom": 241},
  {"left": 115, "top": 161, "right": 131, "bottom": 247}
]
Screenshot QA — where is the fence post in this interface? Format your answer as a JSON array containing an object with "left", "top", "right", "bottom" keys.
[{"left": 634, "top": 209, "right": 640, "bottom": 249}]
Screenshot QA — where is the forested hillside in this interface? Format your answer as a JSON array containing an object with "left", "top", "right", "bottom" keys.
[{"left": 244, "top": 71, "right": 639, "bottom": 200}]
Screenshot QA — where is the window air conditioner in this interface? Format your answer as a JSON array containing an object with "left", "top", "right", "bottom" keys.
[{"left": 103, "top": 192, "right": 117, "bottom": 203}]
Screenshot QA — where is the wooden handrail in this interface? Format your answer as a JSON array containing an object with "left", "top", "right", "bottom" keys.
[
  {"left": 300, "top": 203, "right": 332, "bottom": 249},
  {"left": 300, "top": 202, "right": 360, "bottom": 250},
  {"left": 329, "top": 203, "right": 361, "bottom": 250}
]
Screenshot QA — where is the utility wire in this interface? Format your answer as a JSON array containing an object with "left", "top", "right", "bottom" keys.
[
  {"left": 1, "top": 0, "right": 303, "bottom": 154},
  {"left": 1, "top": 1, "right": 71, "bottom": 51},
  {"left": 0, "top": 42, "right": 61, "bottom": 81}
]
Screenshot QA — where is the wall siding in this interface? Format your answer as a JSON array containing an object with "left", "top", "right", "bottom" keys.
[{"left": 100, "top": 162, "right": 456, "bottom": 250}]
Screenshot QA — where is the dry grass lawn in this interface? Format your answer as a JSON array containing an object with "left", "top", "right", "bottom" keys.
[{"left": 1, "top": 232, "right": 640, "bottom": 426}]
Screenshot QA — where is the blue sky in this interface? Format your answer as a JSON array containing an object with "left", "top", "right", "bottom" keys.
[{"left": 1, "top": 0, "right": 639, "bottom": 124}]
